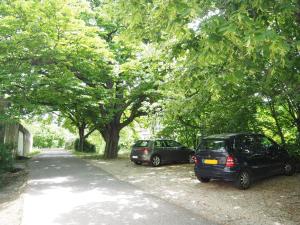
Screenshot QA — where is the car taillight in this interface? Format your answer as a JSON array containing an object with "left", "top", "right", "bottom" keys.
[
  {"left": 225, "top": 156, "right": 235, "bottom": 168},
  {"left": 192, "top": 156, "right": 199, "bottom": 164}
]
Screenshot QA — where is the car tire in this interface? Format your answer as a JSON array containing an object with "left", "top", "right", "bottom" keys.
[
  {"left": 235, "top": 170, "right": 251, "bottom": 190},
  {"left": 151, "top": 155, "right": 161, "bottom": 167},
  {"left": 195, "top": 174, "right": 210, "bottom": 183},
  {"left": 284, "top": 162, "right": 295, "bottom": 176},
  {"left": 134, "top": 161, "right": 142, "bottom": 165},
  {"left": 199, "top": 177, "right": 210, "bottom": 183}
]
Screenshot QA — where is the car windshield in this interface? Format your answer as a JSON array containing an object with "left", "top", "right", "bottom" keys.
[
  {"left": 133, "top": 140, "right": 149, "bottom": 147},
  {"left": 197, "top": 139, "right": 226, "bottom": 152}
]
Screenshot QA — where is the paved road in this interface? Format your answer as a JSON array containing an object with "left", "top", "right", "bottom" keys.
[{"left": 21, "top": 150, "right": 215, "bottom": 225}]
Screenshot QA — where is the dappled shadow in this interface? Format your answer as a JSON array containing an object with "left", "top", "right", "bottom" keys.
[
  {"left": 22, "top": 150, "right": 214, "bottom": 225},
  {"left": 91, "top": 157, "right": 300, "bottom": 225},
  {"left": 26, "top": 152, "right": 118, "bottom": 196},
  {"left": 0, "top": 159, "right": 28, "bottom": 206}
]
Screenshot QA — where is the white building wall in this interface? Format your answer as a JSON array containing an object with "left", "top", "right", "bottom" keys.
[{"left": 18, "top": 131, "right": 24, "bottom": 156}]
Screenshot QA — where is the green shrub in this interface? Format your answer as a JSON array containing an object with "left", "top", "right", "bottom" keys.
[
  {"left": 33, "top": 134, "right": 65, "bottom": 148},
  {"left": 64, "top": 141, "right": 75, "bottom": 150},
  {"left": 0, "top": 143, "right": 14, "bottom": 173},
  {"left": 74, "top": 139, "right": 96, "bottom": 153}
]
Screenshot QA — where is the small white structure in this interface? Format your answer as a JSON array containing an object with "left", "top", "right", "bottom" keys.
[
  {"left": 1, "top": 99, "right": 32, "bottom": 157},
  {"left": 18, "top": 131, "right": 24, "bottom": 156},
  {"left": 0, "top": 123, "right": 32, "bottom": 157}
]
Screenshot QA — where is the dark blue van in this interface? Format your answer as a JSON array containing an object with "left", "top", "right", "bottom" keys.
[{"left": 194, "top": 133, "right": 295, "bottom": 189}]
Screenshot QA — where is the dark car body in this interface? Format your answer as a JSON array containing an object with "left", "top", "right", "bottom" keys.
[
  {"left": 130, "top": 139, "right": 195, "bottom": 166},
  {"left": 194, "top": 133, "right": 295, "bottom": 189}
]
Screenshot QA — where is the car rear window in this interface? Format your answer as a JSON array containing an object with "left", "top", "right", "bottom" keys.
[
  {"left": 133, "top": 140, "right": 150, "bottom": 147},
  {"left": 198, "top": 139, "right": 226, "bottom": 152}
]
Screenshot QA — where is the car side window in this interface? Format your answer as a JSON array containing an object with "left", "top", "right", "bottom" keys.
[
  {"left": 235, "top": 135, "right": 255, "bottom": 154},
  {"left": 154, "top": 141, "right": 164, "bottom": 148},
  {"left": 172, "top": 141, "right": 181, "bottom": 147},
  {"left": 165, "top": 140, "right": 181, "bottom": 148},
  {"left": 164, "top": 140, "right": 172, "bottom": 147},
  {"left": 256, "top": 136, "right": 276, "bottom": 153}
]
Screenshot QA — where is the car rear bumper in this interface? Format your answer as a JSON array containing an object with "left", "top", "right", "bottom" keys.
[
  {"left": 194, "top": 165, "right": 238, "bottom": 182},
  {"left": 130, "top": 154, "right": 151, "bottom": 163}
]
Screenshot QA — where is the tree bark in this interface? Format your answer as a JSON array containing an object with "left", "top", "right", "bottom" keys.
[
  {"left": 100, "top": 123, "right": 121, "bottom": 159},
  {"left": 0, "top": 98, "right": 6, "bottom": 144},
  {"left": 78, "top": 125, "right": 85, "bottom": 152},
  {"left": 284, "top": 98, "right": 300, "bottom": 145}
]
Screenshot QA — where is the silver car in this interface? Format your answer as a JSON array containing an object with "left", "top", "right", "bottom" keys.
[{"left": 130, "top": 139, "right": 195, "bottom": 166}]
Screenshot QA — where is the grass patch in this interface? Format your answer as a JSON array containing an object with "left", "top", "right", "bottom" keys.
[
  {"left": 71, "top": 150, "right": 130, "bottom": 160},
  {"left": 117, "top": 152, "right": 130, "bottom": 159},
  {"left": 72, "top": 151, "right": 104, "bottom": 160},
  {"left": 26, "top": 149, "right": 41, "bottom": 157}
]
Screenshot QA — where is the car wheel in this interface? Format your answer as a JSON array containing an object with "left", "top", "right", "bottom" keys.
[
  {"left": 195, "top": 174, "right": 210, "bottom": 183},
  {"left": 199, "top": 177, "right": 210, "bottom": 183},
  {"left": 151, "top": 155, "right": 161, "bottom": 167},
  {"left": 134, "top": 161, "right": 142, "bottom": 165},
  {"left": 235, "top": 170, "right": 251, "bottom": 190},
  {"left": 284, "top": 162, "right": 295, "bottom": 176},
  {"left": 188, "top": 154, "right": 194, "bottom": 164}
]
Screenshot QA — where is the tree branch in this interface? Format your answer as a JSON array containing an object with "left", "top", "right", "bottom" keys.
[
  {"left": 120, "top": 110, "right": 147, "bottom": 129},
  {"left": 84, "top": 127, "right": 97, "bottom": 138},
  {"left": 178, "top": 116, "right": 200, "bottom": 129}
]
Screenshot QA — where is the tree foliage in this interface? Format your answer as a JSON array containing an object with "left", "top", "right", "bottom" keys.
[
  {"left": 0, "top": 0, "right": 161, "bottom": 158},
  {"left": 0, "top": 143, "right": 14, "bottom": 173},
  {"left": 113, "top": 0, "right": 300, "bottom": 151},
  {"left": 0, "top": 0, "right": 299, "bottom": 157}
]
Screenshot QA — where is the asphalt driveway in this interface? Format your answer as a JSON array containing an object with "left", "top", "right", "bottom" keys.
[{"left": 21, "top": 150, "right": 215, "bottom": 225}]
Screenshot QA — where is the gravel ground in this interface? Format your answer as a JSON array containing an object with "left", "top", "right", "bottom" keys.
[{"left": 89, "top": 159, "right": 300, "bottom": 225}]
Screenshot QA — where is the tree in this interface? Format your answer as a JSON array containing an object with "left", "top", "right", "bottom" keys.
[
  {"left": 0, "top": 0, "right": 162, "bottom": 158},
  {"left": 114, "top": 0, "right": 300, "bottom": 148},
  {"left": 0, "top": 0, "right": 109, "bottom": 150},
  {"left": 1, "top": 0, "right": 299, "bottom": 159},
  {"left": 84, "top": 42, "right": 162, "bottom": 158}
]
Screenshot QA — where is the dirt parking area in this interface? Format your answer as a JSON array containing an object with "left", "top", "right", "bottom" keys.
[{"left": 89, "top": 159, "right": 300, "bottom": 225}]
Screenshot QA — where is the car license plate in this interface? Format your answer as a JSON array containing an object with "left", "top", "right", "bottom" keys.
[
  {"left": 204, "top": 159, "right": 218, "bottom": 165},
  {"left": 132, "top": 156, "right": 138, "bottom": 159}
]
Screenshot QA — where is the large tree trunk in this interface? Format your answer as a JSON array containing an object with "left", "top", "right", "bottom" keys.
[
  {"left": 101, "top": 123, "right": 121, "bottom": 159},
  {"left": 0, "top": 122, "right": 5, "bottom": 144},
  {"left": 78, "top": 126, "right": 85, "bottom": 152},
  {"left": 0, "top": 99, "right": 6, "bottom": 144},
  {"left": 75, "top": 121, "right": 96, "bottom": 152}
]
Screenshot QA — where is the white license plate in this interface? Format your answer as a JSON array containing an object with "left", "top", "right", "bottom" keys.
[{"left": 132, "top": 156, "right": 138, "bottom": 159}]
